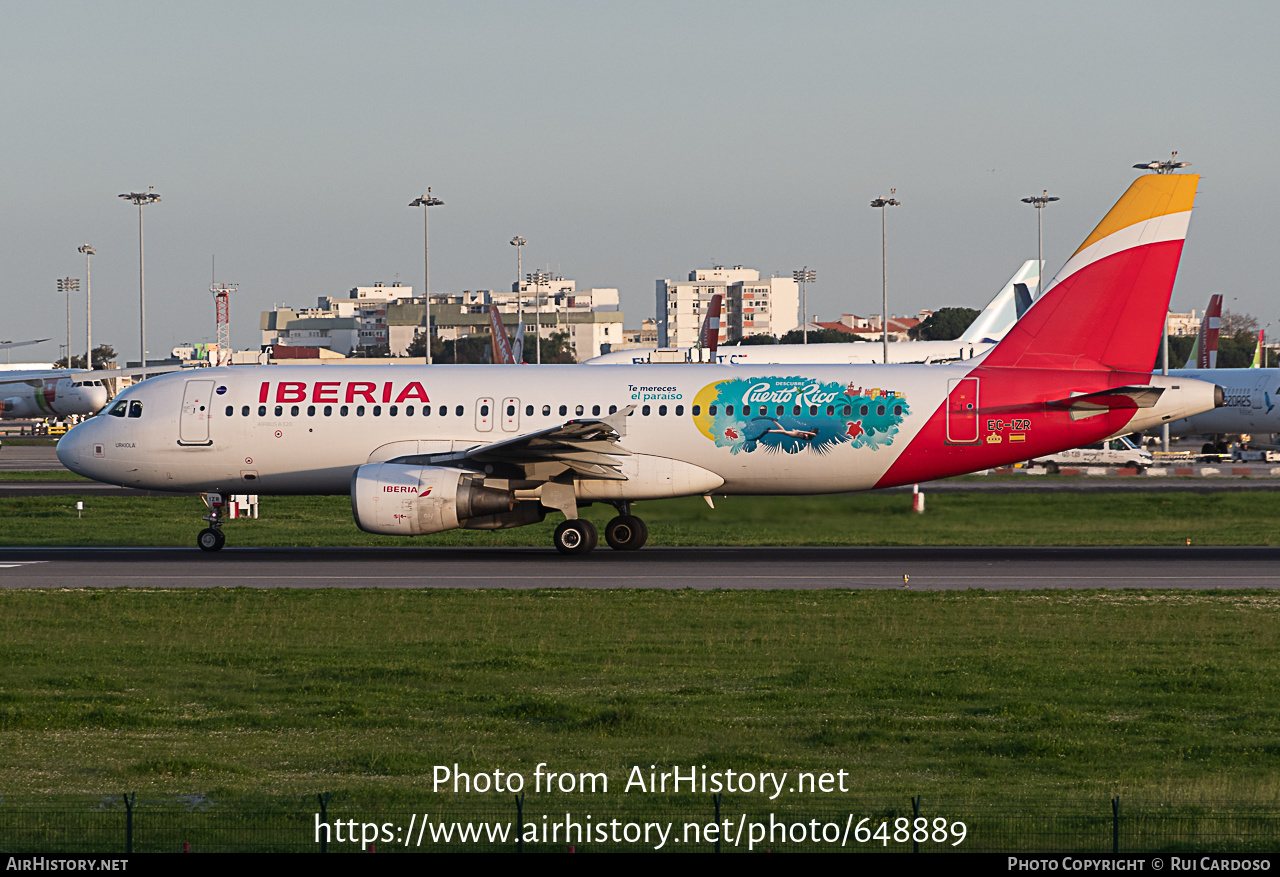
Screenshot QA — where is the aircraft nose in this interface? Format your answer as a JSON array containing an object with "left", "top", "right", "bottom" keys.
[{"left": 56, "top": 422, "right": 92, "bottom": 476}]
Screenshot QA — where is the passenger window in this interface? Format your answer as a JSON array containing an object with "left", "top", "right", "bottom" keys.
[
  {"left": 810, "top": 405, "right": 817, "bottom": 415},
  {"left": 826, "top": 405, "right": 834, "bottom": 416},
  {"left": 642, "top": 405, "right": 651, "bottom": 415},
  {"left": 405, "top": 406, "right": 414, "bottom": 416},
  {"left": 609, "top": 405, "right": 617, "bottom": 414},
  {"left": 128, "top": 401, "right": 143, "bottom": 418},
  {"left": 709, "top": 405, "right": 717, "bottom": 415},
  {"left": 860, "top": 405, "right": 868, "bottom": 416},
  {"left": 693, "top": 405, "right": 701, "bottom": 415},
  {"left": 726, "top": 405, "right": 734, "bottom": 415},
  {"left": 455, "top": 405, "right": 463, "bottom": 416},
  {"left": 543, "top": 405, "right": 551, "bottom": 416},
  {"left": 894, "top": 405, "right": 902, "bottom": 416},
  {"left": 575, "top": 405, "right": 584, "bottom": 416},
  {"left": 307, "top": 405, "right": 315, "bottom": 416},
  {"left": 480, "top": 404, "right": 489, "bottom": 416},
  {"left": 340, "top": 406, "right": 349, "bottom": 416},
  {"left": 291, "top": 405, "right": 300, "bottom": 416},
  {"left": 324, "top": 405, "right": 333, "bottom": 416},
  {"left": 877, "top": 405, "right": 886, "bottom": 416},
  {"left": 675, "top": 405, "right": 683, "bottom": 415},
  {"left": 258, "top": 405, "right": 267, "bottom": 417},
  {"left": 659, "top": 405, "right": 667, "bottom": 416},
  {"left": 842, "top": 405, "right": 851, "bottom": 416},
  {"left": 439, "top": 405, "right": 446, "bottom": 416},
  {"left": 225, "top": 406, "right": 233, "bottom": 416},
  {"left": 559, "top": 405, "right": 567, "bottom": 416},
  {"left": 390, "top": 405, "right": 398, "bottom": 416},
  {"left": 793, "top": 405, "right": 800, "bottom": 415},
  {"left": 108, "top": 401, "right": 127, "bottom": 417},
  {"left": 525, "top": 405, "right": 533, "bottom": 416},
  {"left": 591, "top": 405, "right": 600, "bottom": 416},
  {"left": 507, "top": 404, "right": 516, "bottom": 416},
  {"left": 241, "top": 406, "right": 249, "bottom": 416},
  {"left": 373, "top": 405, "right": 382, "bottom": 416},
  {"left": 357, "top": 405, "right": 366, "bottom": 416}
]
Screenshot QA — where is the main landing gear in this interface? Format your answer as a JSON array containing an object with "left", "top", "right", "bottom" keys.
[
  {"left": 197, "top": 492, "right": 227, "bottom": 552},
  {"left": 551, "top": 504, "right": 649, "bottom": 555}
]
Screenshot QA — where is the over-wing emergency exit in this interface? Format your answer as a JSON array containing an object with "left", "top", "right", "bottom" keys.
[{"left": 58, "top": 173, "right": 1222, "bottom": 553}]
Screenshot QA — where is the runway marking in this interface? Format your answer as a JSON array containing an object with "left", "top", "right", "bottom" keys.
[{"left": 0, "top": 561, "right": 48, "bottom": 569}]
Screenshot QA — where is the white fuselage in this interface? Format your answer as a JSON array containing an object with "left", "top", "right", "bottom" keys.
[
  {"left": 57, "top": 363, "right": 1220, "bottom": 500},
  {"left": 1167, "top": 369, "right": 1280, "bottom": 435}
]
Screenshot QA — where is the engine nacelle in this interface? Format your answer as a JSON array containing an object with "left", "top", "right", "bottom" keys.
[
  {"left": 351, "top": 463, "right": 516, "bottom": 536},
  {"left": 1, "top": 397, "right": 34, "bottom": 418}
]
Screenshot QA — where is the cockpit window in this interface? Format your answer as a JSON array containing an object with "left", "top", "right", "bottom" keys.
[
  {"left": 108, "top": 401, "right": 127, "bottom": 417},
  {"left": 128, "top": 400, "right": 143, "bottom": 418}
]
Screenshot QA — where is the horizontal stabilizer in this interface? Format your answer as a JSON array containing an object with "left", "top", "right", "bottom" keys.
[{"left": 1047, "top": 386, "right": 1165, "bottom": 419}]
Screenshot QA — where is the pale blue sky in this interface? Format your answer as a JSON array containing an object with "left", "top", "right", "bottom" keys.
[{"left": 4, "top": 1, "right": 1278, "bottom": 359}]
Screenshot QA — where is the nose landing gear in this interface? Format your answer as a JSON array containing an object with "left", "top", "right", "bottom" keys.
[{"left": 197, "top": 492, "right": 227, "bottom": 552}]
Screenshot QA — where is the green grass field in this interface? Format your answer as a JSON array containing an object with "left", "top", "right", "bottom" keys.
[
  {"left": 1, "top": 587, "right": 1278, "bottom": 806},
  {"left": 1, "top": 490, "right": 1278, "bottom": 546}
]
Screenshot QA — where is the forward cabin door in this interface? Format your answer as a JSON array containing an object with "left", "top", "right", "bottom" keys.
[
  {"left": 501, "top": 397, "right": 520, "bottom": 432},
  {"left": 178, "top": 379, "right": 215, "bottom": 446},
  {"left": 946, "top": 377, "right": 980, "bottom": 443}
]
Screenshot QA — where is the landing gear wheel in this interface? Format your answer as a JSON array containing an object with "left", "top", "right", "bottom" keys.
[
  {"left": 1127, "top": 460, "right": 1146, "bottom": 473},
  {"left": 553, "top": 519, "right": 598, "bottom": 555},
  {"left": 197, "top": 528, "right": 225, "bottom": 552},
  {"left": 605, "top": 515, "right": 648, "bottom": 551},
  {"left": 1044, "top": 462, "right": 1060, "bottom": 474}
]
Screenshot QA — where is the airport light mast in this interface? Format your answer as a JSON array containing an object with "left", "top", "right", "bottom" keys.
[
  {"left": 510, "top": 236, "right": 527, "bottom": 330},
  {"left": 1133, "top": 153, "right": 1191, "bottom": 452},
  {"left": 210, "top": 283, "right": 238, "bottom": 367},
  {"left": 870, "top": 191, "right": 900, "bottom": 363},
  {"left": 527, "top": 270, "right": 550, "bottom": 364},
  {"left": 56, "top": 277, "right": 79, "bottom": 368},
  {"left": 78, "top": 246, "right": 95, "bottom": 368},
  {"left": 409, "top": 189, "right": 444, "bottom": 365},
  {"left": 118, "top": 189, "right": 161, "bottom": 367},
  {"left": 1021, "top": 190, "right": 1059, "bottom": 306},
  {"left": 1134, "top": 151, "right": 1191, "bottom": 174},
  {"left": 793, "top": 268, "right": 817, "bottom": 344}
]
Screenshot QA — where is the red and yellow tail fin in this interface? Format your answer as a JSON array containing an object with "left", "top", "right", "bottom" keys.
[{"left": 984, "top": 173, "right": 1199, "bottom": 373}]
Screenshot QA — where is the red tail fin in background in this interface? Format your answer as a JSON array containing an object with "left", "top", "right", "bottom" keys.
[
  {"left": 1192, "top": 293, "right": 1222, "bottom": 369},
  {"left": 984, "top": 174, "right": 1198, "bottom": 373},
  {"left": 489, "top": 306, "right": 518, "bottom": 365},
  {"left": 698, "top": 293, "right": 723, "bottom": 361}
]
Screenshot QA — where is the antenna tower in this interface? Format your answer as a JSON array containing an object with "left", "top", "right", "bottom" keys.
[{"left": 210, "top": 283, "right": 238, "bottom": 366}]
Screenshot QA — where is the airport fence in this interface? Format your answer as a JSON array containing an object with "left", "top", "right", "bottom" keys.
[{"left": 0, "top": 793, "right": 1276, "bottom": 854}]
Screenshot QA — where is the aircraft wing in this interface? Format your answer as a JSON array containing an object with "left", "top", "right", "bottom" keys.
[
  {"left": 0, "top": 364, "right": 185, "bottom": 385},
  {"left": 394, "top": 405, "right": 637, "bottom": 481},
  {"left": 0, "top": 338, "right": 50, "bottom": 351}
]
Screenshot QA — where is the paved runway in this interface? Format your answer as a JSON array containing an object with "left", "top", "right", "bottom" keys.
[{"left": 2, "top": 546, "right": 1277, "bottom": 590}]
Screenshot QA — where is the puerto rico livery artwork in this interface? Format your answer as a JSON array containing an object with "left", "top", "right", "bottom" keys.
[
  {"left": 59, "top": 171, "right": 1223, "bottom": 554},
  {"left": 693, "top": 377, "right": 909, "bottom": 455}
]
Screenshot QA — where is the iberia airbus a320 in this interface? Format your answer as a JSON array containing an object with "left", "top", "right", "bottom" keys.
[{"left": 58, "top": 172, "right": 1221, "bottom": 553}]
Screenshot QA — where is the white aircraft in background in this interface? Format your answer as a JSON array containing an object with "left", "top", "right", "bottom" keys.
[
  {"left": 0, "top": 338, "right": 52, "bottom": 356},
  {"left": 0, "top": 364, "right": 187, "bottom": 420},
  {"left": 584, "top": 260, "right": 1041, "bottom": 366},
  {"left": 1166, "top": 294, "right": 1280, "bottom": 438},
  {"left": 58, "top": 173, "right": 1221, "bottom": 553}
]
